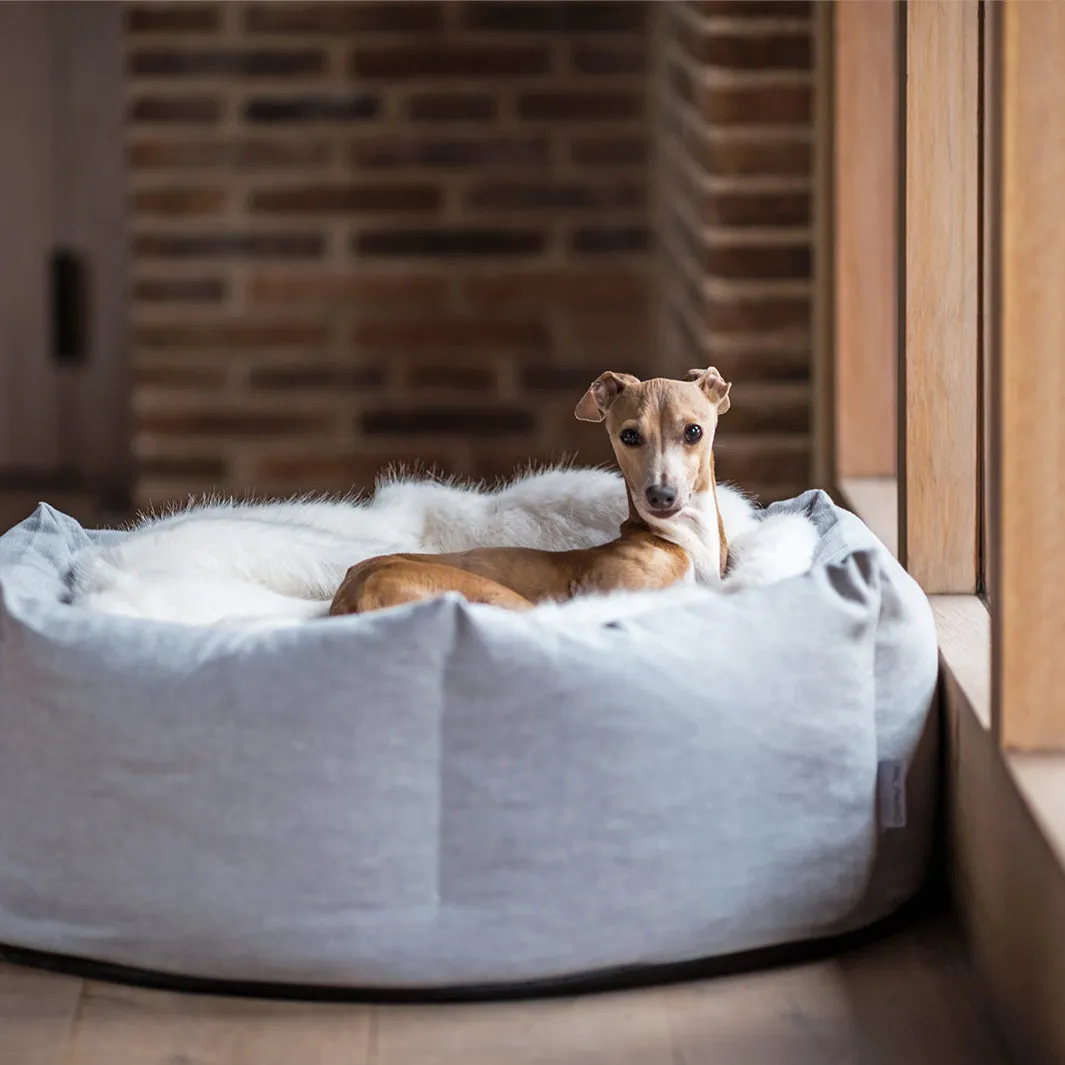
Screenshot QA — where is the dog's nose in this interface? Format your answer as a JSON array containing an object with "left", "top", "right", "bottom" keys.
[{"left": 645, "top": 485, "right": 678, "bottom": 511}]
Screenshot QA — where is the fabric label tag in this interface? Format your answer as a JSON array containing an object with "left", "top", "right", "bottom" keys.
[{"left": 877, "top": 759, "right": 907, "bottom": 830}]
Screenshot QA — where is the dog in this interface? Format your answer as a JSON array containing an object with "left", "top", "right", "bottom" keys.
[{"left": 329, "top": 368, "right": 733, "bottom": 615}]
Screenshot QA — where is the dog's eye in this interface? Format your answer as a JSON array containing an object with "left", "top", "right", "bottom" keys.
[
  {"left": 619, "top": 428, "right": 642, "bottom": 447},
  {"left": 684, "top": 424, "right": 703, "bottom": 444}
]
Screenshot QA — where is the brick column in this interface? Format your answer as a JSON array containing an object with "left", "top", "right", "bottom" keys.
[{"left": 657, "top": 0, "right": 814, "bottom": 502}]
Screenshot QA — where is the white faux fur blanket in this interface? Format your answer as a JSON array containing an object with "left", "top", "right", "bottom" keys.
[{"left": 69, "top": 466, "right": 818, "bottom": 626}]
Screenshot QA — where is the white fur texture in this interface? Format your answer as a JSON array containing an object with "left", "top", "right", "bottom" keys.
[{"left": 69, "top": 466, "right": 818, "bottom": 625}]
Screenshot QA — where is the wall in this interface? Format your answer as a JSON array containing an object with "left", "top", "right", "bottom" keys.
[
  {"left": 125, "top": 1, "right": 654, "bottom": 507},
  {"left": 126, "top": 0, "right": 816, "bottom": 509},
  {"left": 657, "top": 0, "right": 814, "bottom": 501}
]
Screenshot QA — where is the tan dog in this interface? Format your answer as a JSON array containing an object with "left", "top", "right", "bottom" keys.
[{"left": 329, "top": 368, "right": 732, "bottom": 616}]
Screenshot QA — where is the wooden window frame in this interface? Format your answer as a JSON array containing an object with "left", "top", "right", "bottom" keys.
[
  {"left": 898, "top": 0, "right": 980, "bottom": 594},
  {"left": 819, "top": 1, "right": 1065, "bottom": 1057},
  {"left": 980, "top": 0, "right": 999, "bottom": 608},
  {"left": 832, "top": 0, "right": 898, "bottom": 486},
  {"left": 990, "top": 0, "right": 1065, "bottom": 753}
]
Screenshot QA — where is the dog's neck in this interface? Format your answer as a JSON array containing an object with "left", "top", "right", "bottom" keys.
[{"left": 620, "top": 457, "right": 727, "bottom": 584}]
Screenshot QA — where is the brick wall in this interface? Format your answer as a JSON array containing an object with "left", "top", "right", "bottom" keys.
[
  {"left": 126, "top": 0, "right": 814, "bottom": 510},
  {"left": 125, "top": 1, "right": 654, "bottom": 506},
  {"left": 657, "top": 1, "right": 813, "bottom": 502}
]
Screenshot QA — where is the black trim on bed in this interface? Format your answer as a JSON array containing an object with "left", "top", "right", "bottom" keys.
[{"left": 0, "top": 890, "right": 942, "bottom": 1005}]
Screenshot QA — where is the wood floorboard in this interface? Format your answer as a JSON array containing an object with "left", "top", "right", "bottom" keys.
[{"left": 0, "top": 918, "right": 1014, "bottom": 1065}]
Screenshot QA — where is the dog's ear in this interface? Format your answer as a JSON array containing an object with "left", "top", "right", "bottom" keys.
[
  {"left": 686, "top": 367, "right": 732, "bottom": 415},
  {"left": 575, "top": 372, "right": 640, "bottom": 422}
]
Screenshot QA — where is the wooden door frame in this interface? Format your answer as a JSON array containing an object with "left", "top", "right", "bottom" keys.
[
  {"left": 0, "top": 4, "right": 61, "bottom": 475},
  {"left": 52, "top": 1, "right": 131, "bottom": 502},
  {"left": 0, "top": 1, "right": 130, "bottom": 501}
]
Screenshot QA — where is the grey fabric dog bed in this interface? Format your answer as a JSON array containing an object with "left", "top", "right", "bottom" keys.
[{"left": 0, "top": 490, "right": 938, "bottom": 993}]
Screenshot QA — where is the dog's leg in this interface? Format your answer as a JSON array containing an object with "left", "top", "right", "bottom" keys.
[{"left": 330, "top": 558, "right": 533, "bottom": 615}]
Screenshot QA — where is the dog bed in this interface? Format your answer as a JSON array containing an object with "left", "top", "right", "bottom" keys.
[{"left": 0, "top": 490, "right": 938, "bottom": 995}]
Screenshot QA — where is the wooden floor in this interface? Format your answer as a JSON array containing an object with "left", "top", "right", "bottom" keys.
[{"left": 0, "top": 918, "right": 1011, "bottom": 1065}]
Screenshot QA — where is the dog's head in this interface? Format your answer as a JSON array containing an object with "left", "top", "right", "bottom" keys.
[{"left": 574, "top": 368, "right": 731, "bottom": 524}]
